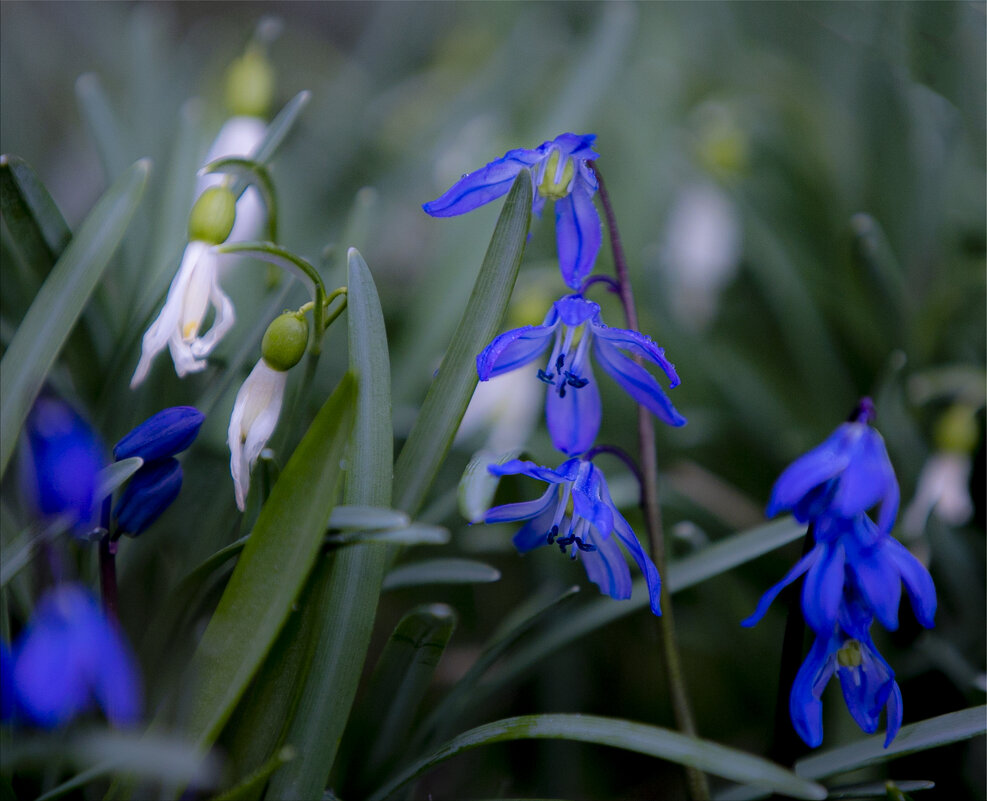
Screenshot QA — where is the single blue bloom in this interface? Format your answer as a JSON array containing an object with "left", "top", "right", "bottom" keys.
[
  {"left": 790, "top": 595, "right": 902, "bottom": 748},
  {"left": 484, "top": 457, "right": 662, "bottom": 616},
  {"left": 114, "top": 406, "right": 204, "bottom": 462},
  {"left": 113, "top": 458, "right": 183, "bottom": 537},
  {"left": 742, "top": 514, "right": 936, "bottom": 634},
  {"left": 423, "top": 133, "right": 602, "bottom": 289},
  {"left": 477, "top": 294, "right": 685, "bottom": 456},
  {"left": 18, "top": 397, "right": 105, "bottom": 537},
  {"left": 767, "top": 398, "right": 899, "bottom": 534},
  {"left": 11, "top": 584, "right": 141, "bottom": 729},
  {"left": 1, "top": 640, "right": 13, "bottom": 722}
]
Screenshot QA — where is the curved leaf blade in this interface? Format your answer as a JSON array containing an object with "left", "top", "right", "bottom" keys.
[
  {"left": 368, "top": 714, "right": 826, "bottom": 801},
  {"left": 0, "top": 158, "right": 150, "bottom": 478},
  {"left": 383, "top": 558, "right": 501, "bottom": 591}
]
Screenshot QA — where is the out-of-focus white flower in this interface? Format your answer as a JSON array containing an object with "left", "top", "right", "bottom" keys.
[
  {"left": 228, "top": 358, "right": 286, "bottom": 511},
  {"left": 660, "top": 182, "right": 741, "bottom": 332},
  {"left": 904, "top": 453, "right": 974, "bottom": 535},
  {"left": 198, "top": 115, "right": 267, "bottom": 244}
]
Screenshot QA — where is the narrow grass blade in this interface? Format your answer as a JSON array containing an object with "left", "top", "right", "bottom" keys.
[
  {"left": 0, "top": 158, "right": 150, "bottom": 478},
  {"left": 795, "top": 706, "right": 987, "bottom": 781},
  {"left": 75, "top": 74, "right": 131, "bottom": 181},
  {"left": 212, "top": 747, "right": 296, "bottom": 801},
  {"left": 393, "top": 170, "right": 531, "bottom": 516},
  {"left": 368, "top": 714, "right": 826, "bottom": 801},
  {"left": 383, "top": 558, "right": 501, "bottom": 591},
  {"left": 329, "top": 505, "right": 408, "bottom": 530},
  {"left": 827, "top": 780, "right": 935, "bottom": 799},
  {"left": 266, "top": 249, "right": 394, "bottom": 799},
  {"left": 0, "top": 154, "right": 72, "bottom": 274},
  {"left": 248, "top": 91, "right": 311, "bottom": 167},
  {"left": 96, "top": 457, "right": 144, "bottom": 497},
  {"left": 325, "top": 524, "right": 448, "bottom": 546},
  {"left": 180, "top": 373, "right": 356, "bottom": 752}
]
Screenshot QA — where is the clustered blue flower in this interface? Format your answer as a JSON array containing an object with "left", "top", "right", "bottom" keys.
[
  {"left": 743, "top": 399, "right": 936, "bottom": 747},
  {"left": 426, "top": 134, "right": 684, "bottom": 613},
  {"left": 1, "top": 584, "right": 141, "bottom": 728}
]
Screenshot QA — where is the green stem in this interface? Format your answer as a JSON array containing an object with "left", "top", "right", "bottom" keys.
[{"left": 590, "top": 162, "right": 710, "bottom": 801}]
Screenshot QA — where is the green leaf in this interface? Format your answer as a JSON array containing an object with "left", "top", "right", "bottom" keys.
[
  {"left": 330, "top": 505, "right": 409, "bottom": 530},
  {"left": 0, "top": 158, "right": 150, "bottom": 478},
  {"left": 383, "top": 558, "right": 501, "bottom": 591},
  {"left": 367, "top": 714, "right": 826, "bottom": 801},
  {"left": 828, "top": 780, "right": 935, "bottom": 799},
  {"left": 355, "top": 604, "right": 458, "bottom": 791},
  {"left": 179, "top": 373, "right": 357, "bottom": 752},
  {"left": 247, "top": 91, "right": 312, "bottom": 167},
  {"left": 0, "top": 514, "right": 73, "bottom": 588},
  {"left": 265, "top": 248, "right": 394, "bottom": 800},
  {"left": 0, "top": 154, "right": 72, "bottom": 274},
  {"left": 325, "top": 524, "right": 448, "bottom": 546},
  {"left": 96, "top": 457, "right": 145, "bottom": 498},
  {"left": 795, "top": 706, "right": 987, "bottom": 781},
  {"left": 392, "top": 170, "right": 531, "bottom": 516},
  {"left": 212, "top": 747, "right": 296, "bottom": 801},
  {"left": 489, "top": 518, "right": 805, "bottom": 688},
  {"left": 75, "top": 74, "right": 131, "bottom": 181}
]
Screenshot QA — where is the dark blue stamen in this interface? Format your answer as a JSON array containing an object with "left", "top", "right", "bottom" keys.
[
  {"left": 537, "top": 369, "right": 555, "bottom": 384},
  {"left": 559, "top": 385, "right": 567, "bottom": 398},
  {"left": 564, "top": 371, "right": 588, "bottom": 389},
  {"left": 555, "top": 353, "right": 566, "bottom": 372},
  {"left": 574, "top": 536, "right": 596, "bottom": 552},
  {"left": 546, "top": 525, "right": 559, "bottom": 544}
]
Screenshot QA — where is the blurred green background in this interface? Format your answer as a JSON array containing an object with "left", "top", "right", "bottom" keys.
[{"left": 2, "top": 2, "right": 984, "bottom": 799}]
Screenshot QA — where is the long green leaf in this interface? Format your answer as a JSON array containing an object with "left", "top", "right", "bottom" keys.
[
  {"left": 368, "top": 714, "right": 826, "bottom": 801},
  {"left": 392, "top": 170, "right": 531, "bottom": 516},
  {"left": 247, "top": 91, "right": 312, "bottom": 167},
  {"left": 795, "top": 706, "right": 987, "bottom": 781},
  {"left": 180, "top": 373, "right": 356, "bottom": 752},
  {"left": 212, "top": 747, "right": 296, "bottom": 801},
  {"left": 383, "top": 558, "right": 501, "bottom": 591},
  {"left": 0, "top": 154, "right": 71, "bottom": 274},
  {"left": 75, "top": 74, "right": 131, "bottom": 181},
  {"left": 266, "top": 248, "right": 394, "bottom": 799},
  {"left": 489, "top": 518, "right": 805, "bottom": 688},
  {"left": 0, "top": 158, "right": 150, "bottom": 478}
]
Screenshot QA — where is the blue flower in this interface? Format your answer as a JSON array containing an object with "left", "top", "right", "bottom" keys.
[
  {"left": 1, "top": 640, "right": 13, "bottom": 723},
  {"left": 424, "top": 133, "right": 602, "bottom": 289},
  {"left": 113, "top": 458, "right": 183, "bottom": 536},
  {"left": 10, "top": 584, "right": 141, "bottom": 729},
  {"left": 477, "top": 294, "right": 685, "bottom": 456},
  {"left": 484, "top": 457, "right": 662, "bottom": 616},
  {"left": 767, "top": 398, "right": 899, "bottom": 534},
  {"left": 113, "top": 406, "right": 204, "bottom": 462},
  {"left": 112, "top": 407, "right": 203, "bottom": 536},
  {"left": 790, "top": 595, "right": 902, "bottom": 748},
  {"left": 742, "top": 514, "right": 936, "bottom": 634},
  {"left": 18, "top": 397, "right": 105, "bottom": 537}
]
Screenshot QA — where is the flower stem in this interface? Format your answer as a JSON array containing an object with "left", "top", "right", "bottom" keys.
[
  {"left": 98, "top": 497, "right": 118, "bottom": 619},
  {"left": 590, "top": 162, "right": 710, "bottom": 801}
]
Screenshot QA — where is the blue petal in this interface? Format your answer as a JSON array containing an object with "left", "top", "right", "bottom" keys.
[
  {"left": 845, "top": 536, "right": 902, "bottom": 632},
  {"left": 546, "top": 356, "right": 601, "bottom": 456},
  {"left": 113, "top": 406, "right": 204, "bottom": 462},
  {"left": 884, "top": 681, "right": 903, "bottom": 747},
  {"left": 512, "top": 506, "right": 558, "bottom": 553},
  {"left": 0, "top": 640, "right": 13, "bottom": 721},
  {"left": 741, "top": 545, "right": 821, "bottom": 627},
  {"left": 593, "top": 339, "right": 686, "bottom": 427},
  {"left": 548, "top": 133, "right": 600, "bottom": 161},
  {"left": 423, "top": 148, "right": 541, "bottom": 217},
  {"left": 553, "top": 294, "right": 599, "bottom": 327},
  {"left": 591, "top": 324, "right": 680, "bottom": 387},
  {"left": 476, "top": 322, "right": 557, "bottom": 380},
  {"left": 831, "top": 427, "right": 898, "bottom": 527},
  {"left": 485, "top": 485, "right": 557, "bottom": 525},
  {"left": 886, "top": 538, "right": 936, "bottom": 628},
  {"left": 572, "top": 462, "right": 614, "bottom": 537},
  {"left": 89, "top": 613, "right": 142, "bottom": 728},
  {"left": 802, "top": 541, "right": 846, "bottom": 634},
  {"left": 579, "top": 526, "right": 632, "bottom": 601},
  {"left": 610, "top": 506, "right": 662, "bottom": 616},
  {"left": 790, "top": 632, "right": 838, "bottom": 747},
  {"left": 838, "top": 637, "right": 894, "bottom": 735},
  {"left": 113, "top": 458, "right": 183, "bottom": 536},
  {"left": 766, "top": 425, "right": 857, "bottom": 518},
  {"left": 555, "top": 185, "right": 602, "bottom": 289},
  {"left": 488, "top": 458, "right": 571, "bottom": 484}
]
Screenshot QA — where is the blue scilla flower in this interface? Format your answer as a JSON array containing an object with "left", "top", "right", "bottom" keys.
[
  {"left": 111, "top": 407, "right": 203, "bottom": 536},
  {"left": 742, "top": 514, "right": 936, "bottom": 634},
  {"left": 484, "top": 456, "right": 662, "bottom": 616},
  {"left": 18, "top": 397, "right": 105, "bottom": 536},
  {"left": 767, "top": 398, "right": 899, "bottom": 535},
  {"left": 424, "top": 133, "right": 602, "bottom": 289},
  {"left": 791, "top": 593, "right": 902, "bottom": 748},
  {"left": 11, "top": 584, "right": 141, "bottom": 728},
  {"left": 477, "top": 294, "right": 685, "bottom": 456}
]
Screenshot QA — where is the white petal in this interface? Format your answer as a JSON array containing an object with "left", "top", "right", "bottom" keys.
[
  {"left": 190, "top": 257, "right": 236, "bottom": 357},
  {"left": 228, "top": 360, "right": 286, "bottom": 511}
]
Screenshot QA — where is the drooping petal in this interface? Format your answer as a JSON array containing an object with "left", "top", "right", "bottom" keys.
[
  {"left": 885, "top": 538, "right": 936, "bottom": 628},
  {"left": 801, "top": 541, "right": 846, "bottom": 634},
  {"left": 488, "top": 458, "right": 572, "bottom": 485},
  {"left": 593, "top": 339, "right": 687, "bottom": 427},
  {"left": 790, "top": 632, "right": 838, "bottom": 747},
  {"left": 884, "top": 681, "right": 903, "bottom": 747},
  {"left": 846, "top": 537, "right": 903, "bottom": 632},
  {"left": 837, "top": 638, "right": 895, "bottom": 735},
  {"left": 572, "top": 462, "right": 614, "bottom": 537},
  {"left": 546, "top": 356, "right": 601, "bottom": 456},
  {"left": 611, "top": 507, "right": 662, "bottom": 616},
  {"left": 167, "top": 331, "right": 208, "bottom": 378},
  {"left": 831, "top": 427, "right": 897, "bottom": 527},
  {"left": 89, "top": 613, "right": 142, "bottom": 728},
  {"left": 555, "top": 184, "right": 602, "bottom": 289},
  {"left": 579, "top": 525, "right": 632, "bottom": 601},
  {"left": 591, "top": 323, "right": 681, "bottom": 387},
  {"left": 485, "top": 485, "right": 557, "bottom": 525},
  {"left": 550, "top": 133, "right": 599, "bottom": 162},
  {"left": 114, "top": 406, "right": 204, "bottom": 462},
  {"left": 766, "top": 425, "right": 857, "bottom": 518},
  {"left": 229, "top": 360, "right": 286, "bottom": 511},
  {"left": 189, "top": 258, "right": 236, "bottom": 357},
  {"left": 476, "top": 322, "right": 557, "bottom": 380},
  {"left": 512, "top": 505, "right": 558, "bottom": 553},
  {"left": 741, "top": 546, "right": 821, "bottom": 627},
  {"left": 423, "top": 147, "right": 542, "bottom": 217}
]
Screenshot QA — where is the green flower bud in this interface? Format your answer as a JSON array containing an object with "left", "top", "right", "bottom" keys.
[
  {"left": 188, "top": 187, "right": 236, "bottom": 245},
  {"left": 225, "top": 48, "right": 275, "bottom": 118},
  {"left": 933, "top": 404, "right": 978, "bottom": 455},
  {"left": 261, "top": 312, "right": 308, "bottom": 371}
]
